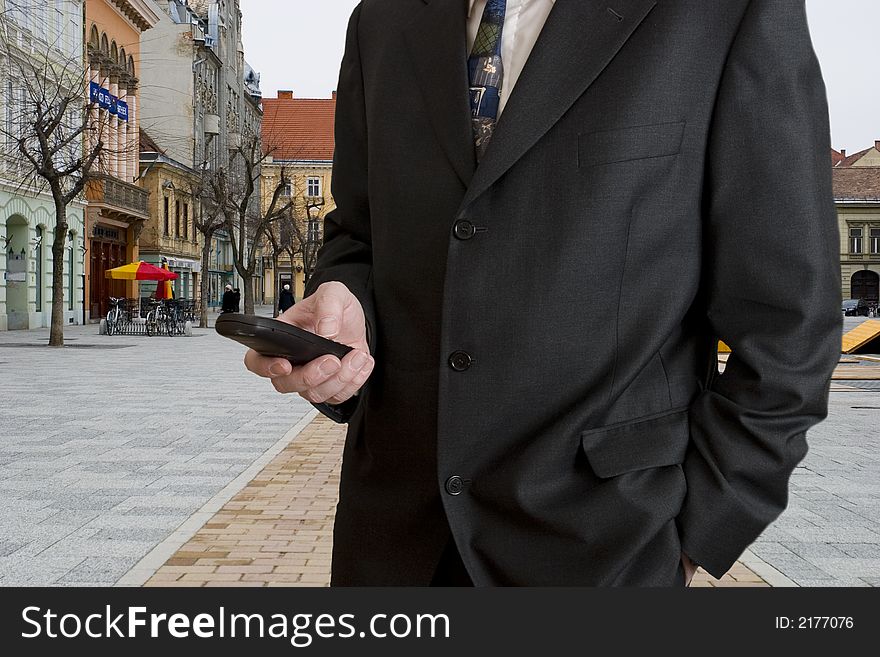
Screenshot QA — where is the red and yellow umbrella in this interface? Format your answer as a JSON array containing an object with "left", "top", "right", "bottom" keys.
[
  {"left": 155, "top": 261, "right": 175, "bottom": 300},
  {"left": 104, "top": 261, "right": 179, "bottom": 282}
]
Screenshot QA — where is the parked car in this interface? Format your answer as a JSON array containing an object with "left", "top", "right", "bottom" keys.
[{"left": 842, "top": 298, "right": 870, "bottom": 316}]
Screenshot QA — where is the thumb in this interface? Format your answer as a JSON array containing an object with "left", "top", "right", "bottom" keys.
[{"left": 312, "top": 283, "right": 348, "bottom": 338}]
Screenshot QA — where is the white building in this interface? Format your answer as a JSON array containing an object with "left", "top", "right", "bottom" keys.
[{"left": 0, "top": 0, "right": 87, "bottom": 331}]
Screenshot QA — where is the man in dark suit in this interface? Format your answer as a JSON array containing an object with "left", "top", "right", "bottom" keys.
[{"left": 245, "top": 0, "right": 842, "bottom": 586}]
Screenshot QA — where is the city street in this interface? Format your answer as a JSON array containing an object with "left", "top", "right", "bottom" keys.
[{"left": 0, "top": 314, "right": 878, "bottom": 586}]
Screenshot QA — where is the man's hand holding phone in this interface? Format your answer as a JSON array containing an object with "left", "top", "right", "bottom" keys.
[{"left": 244, "top": 282, "right": 375, "bottom": 405}]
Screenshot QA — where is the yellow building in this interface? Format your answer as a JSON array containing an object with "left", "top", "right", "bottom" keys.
[
  {"left": 84, "top": 0, "right": 159, "bottom": 320},
  {"left": 138, "top": 131, "right": 202, "bottom": 300},
  {"left": 833, "top": 165, "right": 880, "bottom": 307},
  {"left": 260, "top": 91, "right": 336, "bottom": 304}
]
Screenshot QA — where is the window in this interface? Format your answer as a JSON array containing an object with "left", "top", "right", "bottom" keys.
[
  {"left": 183, "top": 203, "right": 189, "bottom": 240},
  {"left": 164, "top": 196, "right": 170, "bottom": 235},
  {"left": 871, "top": 228, "right": 880, "bottom": 255},
  {"left": 306, "top": 177, "right": 321, "bottom": 198},
  {"left": 175, "top": 200, "right": 181, "bottom": 237},
  {"left": 282, "top": 182, "right": 292, "bottom": 197},
  {"left": 90, "top": 25, "right": 99, "bottom": 49},
  {"left": 850, "top": 227, "right": 864, "bottom": 254},
  {"left": 35, "top": 226, "right": 43, "bottom": 308},
  {"left": 307, "top": 218, "right": 322, "bottom": 244}
]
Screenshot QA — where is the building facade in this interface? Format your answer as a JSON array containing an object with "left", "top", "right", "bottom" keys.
[
  {"left": 139, "top": 131, "right": 201, "bottom": 299},
  {"left": 0, "top": 0, "right": 87, "bottom": 331},
  {"left": 84, "top": 0, "right": 159, "bottom": 320},
  {"left": 834, "top": 164, "right": 880, "bottom": 308},
  {"left": 260, "top": 90, "right": 336, "bottom": 304},
  {"left": 139, "top": 0, "right": 262, "bottom": 308}
]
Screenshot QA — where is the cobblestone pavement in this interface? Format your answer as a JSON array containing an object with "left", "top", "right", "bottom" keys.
[
  {"left": 2, "top": 313, "right": 877, "bottom": 587},
  {"left": 146, "top": 416, "right": 769, "bottom": 587},
  {"left": 0, "top": 307, "right": 313, "bottom": 586},
  {"left": 749, "top": 385, "right": 880, "bottom": 586}
]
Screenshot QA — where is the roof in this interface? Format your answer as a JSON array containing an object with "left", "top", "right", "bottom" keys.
[
  {"left": 838, "top": 146, "right": 874, "bottom": 167},
  {"left": 831, "top": 148, "right": 845, "bottom": 166},
  {"left": 261, "top": 93, "right": 337, "bottom": 162},
  {"left": 139, "top": 128, "right": 165, "bottom": 155},
  {"left": 833, "top": 167, "right": 880, "bottom": 201}
]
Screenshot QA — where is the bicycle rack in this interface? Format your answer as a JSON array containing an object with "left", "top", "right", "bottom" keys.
[{"left": 101, "top": 299, "right": 196, "bottom": 338}]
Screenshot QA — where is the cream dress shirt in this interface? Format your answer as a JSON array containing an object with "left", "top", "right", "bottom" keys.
[{"left": 467, "top": 0, "right": 556, "bottom": 117}]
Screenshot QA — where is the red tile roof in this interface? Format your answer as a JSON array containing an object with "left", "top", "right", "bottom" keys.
[
  {"left": 833, "top": 167, "right": 880, "bottom": 200},
  {"left": 831, "top": 148, "right": 845, "bottom": 166},
  {"left": 261, "top": 92, "right": 337, "bottom": 162},
  {"left": 838, "top": 146, "right": 873, "bottom": 167},
  {"left": 139, "top": 128, "right": 165, "bottom": 155}
]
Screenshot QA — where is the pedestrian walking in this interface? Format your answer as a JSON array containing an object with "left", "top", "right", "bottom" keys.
[
  {"left": 279, "top": 284, "right": 296, "bottom": 314},
  {"left": 221, "top": 284, "right": 236, "bottom": 314}
]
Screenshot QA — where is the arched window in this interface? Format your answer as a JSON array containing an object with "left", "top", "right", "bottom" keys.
[
  {"left": 120, "top": 48, "right": 126, "bottom": 67},
  {"left": 100, "top": 33, "right": 109, "bottom": 54},
  {"left": 128, "top": 56, "right": 135, "bottom": 76},
  {"left": 90, "top": 25, "right": 99, "bottom": 48},
  {"left": 110, "top": 41, "right": 118, "bottom": 62}
]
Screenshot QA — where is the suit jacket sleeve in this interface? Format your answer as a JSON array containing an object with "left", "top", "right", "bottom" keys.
[
  {"left": 303, "top": 2, "right": 377, "bottom": 424},
  {"left": 676, "top": 0, "right": 843, "bottom": 578}
]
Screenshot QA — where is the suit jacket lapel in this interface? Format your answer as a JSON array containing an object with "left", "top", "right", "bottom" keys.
[
  {"left": 458, "top": 0, "right": 658, "bottom": 212},
  {"left": 403, "top": 0, "right": 477, "bottom": 188}
]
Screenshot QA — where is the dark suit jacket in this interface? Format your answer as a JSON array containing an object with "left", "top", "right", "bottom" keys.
[{"left": 304, "top": 0, "right": 843, "bottom": 585}]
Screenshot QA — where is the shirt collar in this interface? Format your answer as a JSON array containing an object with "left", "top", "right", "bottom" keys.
[{"left": 468, "top": 0, "right": 555, "bottom": 18}]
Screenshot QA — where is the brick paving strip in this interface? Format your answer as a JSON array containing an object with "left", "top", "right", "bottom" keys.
[{"left": 143, "top": 416, "right": 770, "bottom": 588}]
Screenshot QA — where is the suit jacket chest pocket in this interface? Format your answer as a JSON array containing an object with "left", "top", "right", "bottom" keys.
[{"left": 578, "top": 121, "right": 686, "bottom": 168}]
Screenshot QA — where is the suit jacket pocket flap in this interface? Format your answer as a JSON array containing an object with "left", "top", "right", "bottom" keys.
[
  {"left": 578, "top": 121, "right": 685, "bottom": 167},
  {"left": 580, "top": 407, "right": 690, "bottom": 478}
]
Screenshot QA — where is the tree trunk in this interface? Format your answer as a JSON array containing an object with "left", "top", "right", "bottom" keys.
[
  {"left": 48, "top": 202, "right": 68, "bottom": 347},
  {"left": 242, "top": 271, "right": 255, "bottom": 315},
  {"left": 272, "top": 253, "right": 279, "bottom": 318},
  {"left": 199, "top": 229, "right": 213, "bottom": 329}
]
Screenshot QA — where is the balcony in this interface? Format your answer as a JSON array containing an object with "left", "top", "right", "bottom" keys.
[{"left": 86, "top": 174, "right": 149, "bottom": 221}]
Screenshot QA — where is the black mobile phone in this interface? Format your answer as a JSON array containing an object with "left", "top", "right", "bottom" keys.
[{"left": 215, "top": 313, "right": 353, "bottom": 365}]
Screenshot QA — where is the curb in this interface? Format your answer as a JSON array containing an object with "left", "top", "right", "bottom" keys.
[{"left": 739, "top": 548, "right": 799, "bottom": 587}]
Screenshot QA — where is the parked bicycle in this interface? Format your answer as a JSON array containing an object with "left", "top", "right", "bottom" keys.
[
  {"left": 105, "top": 297, "right": 127, "bottom": 336},
  {"left": 144, "top": 299, "right": 166, "bottom": 337}
]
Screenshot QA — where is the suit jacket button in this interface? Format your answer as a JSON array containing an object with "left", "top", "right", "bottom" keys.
[
  {"left": 453, "top": 220, "right": 476, "bottom": 240},
  {"left": 448, "top": 351, "right": 473, "bottom": 371},
  {"left": 445, "top": 476, "right": 464, "bottom": 496}
]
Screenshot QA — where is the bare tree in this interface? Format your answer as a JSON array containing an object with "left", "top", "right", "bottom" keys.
[
  {"left": 209, "top": 135, "right": 292, "bottom": 315},
  {"left": 184, "top": 164, "right": 225, "bottom": 328},
  {"left": 0, "top": 3, "right": 107, "bottom": 346},
  {"left": 262, "top": 209, "right": 294, "bottom": 318}
]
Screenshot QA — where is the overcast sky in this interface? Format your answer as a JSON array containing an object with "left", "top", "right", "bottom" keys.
[{"left": 240, "top": 0, "right": 879, "bottom": 154}]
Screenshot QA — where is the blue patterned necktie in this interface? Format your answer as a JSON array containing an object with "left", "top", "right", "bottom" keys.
[{"left": 468, "top": 0, "right": 507, "bottom": 162}]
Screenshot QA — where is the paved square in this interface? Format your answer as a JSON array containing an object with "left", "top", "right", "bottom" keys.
[
  {"left": 0, "top": 312, "right": 313, "bottom": 586},
  {"left": 2, "top": 313, "right": 878, "bottom": 586}
]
